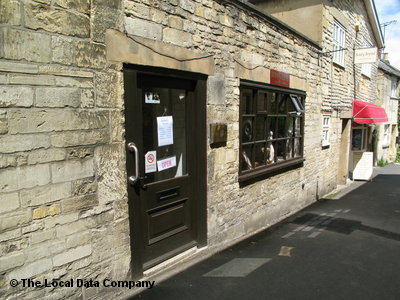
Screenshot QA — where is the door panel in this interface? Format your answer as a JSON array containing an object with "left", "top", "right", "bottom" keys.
[{"left": 124, "top": 67, "right": 207, "bottom": 275}]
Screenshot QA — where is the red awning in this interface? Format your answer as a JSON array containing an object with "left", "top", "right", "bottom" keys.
[{"left": 353, "top": 100, "right": 388, "bottom": 124}]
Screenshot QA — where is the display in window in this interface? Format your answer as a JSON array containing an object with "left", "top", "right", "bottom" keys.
[
  {"left": 242, "top": 149, "right": 253, "bottom": 170},
  {"left": 242, "top": 119, "right": 253, "bottom": 142}
]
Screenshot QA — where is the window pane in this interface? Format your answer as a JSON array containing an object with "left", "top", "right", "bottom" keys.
[
  {"left": 255, "top": 116, "right": 265, "bottom": 140},
  {"left": 288, "top": 117, "right": 294, "bottom": 137},
  {"left": 277, "top": 117, "right": 286, "bottom": 138},
  {"left": 242, "top": 117, "right": 253, "bottom": 142},
  {"left": 241, "top": 145, "right": 253, "bottom": 170},
  {"left": 352, "top": 129, "right": 362, "bottom": 150},
  {"left": 295, "top": 117, "right": 301, "bottom": 136},
  {"left": 267, "top": 117, "right": 276, "bottom": 140},
  {"left": 278, "top": 94, "right": 286, "bottom": 113},
  {"left": 294, "top": 138, "right": 302, "bottom": 157},
  {"left": 242, "top": 89, "right": 253, "bottom": 114},
  {"left": 268, "top": 92, "right": 277, "bottom": 113},
  {"left": 257, "top": 92, "right": 267, "bottom": 112},
  {"left": 286, "top": 139, "right": 293, "bottom": 159},
  {"left": 276, "top": 140, "right": 285, "bottom": 162},
  {"left": 254, "top": 143, "right": 267, "bottom": 168}
]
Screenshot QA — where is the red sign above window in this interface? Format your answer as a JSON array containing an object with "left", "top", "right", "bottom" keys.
[{"left": 270, "top": 70, "right": 290, "bottom": 87}]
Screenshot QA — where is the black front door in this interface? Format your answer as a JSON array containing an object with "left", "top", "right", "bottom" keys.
[{"left": 124, "top": 67, "right": 207, "bottom": 276}]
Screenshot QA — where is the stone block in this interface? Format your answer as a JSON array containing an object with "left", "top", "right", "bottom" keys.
[
  {"left": 0, "top": 228, "right": 21, "bottom": 242},
  {"left": 55, "top": 218, "right": 94, "bottom": 237},
  {"left": 208, "top": 73, "right": 226, "bottom": 105},
  {"left": 66, "top": 231, "right": 91, "bottom": 249},
  {"left": 43, "top": 212, "right": 78, "bottom": 229},
  {"left": 51, "top": 36, "right": 74, "bottom": 65},
  {"left": 75, "top": 41, "right": 106, "bottom": 69},
  {"left": 95, "top": 145, "right": 126, "bottom": 205},
  {"left": 0, "top": 0, "right": 21, "bottom": 26},
  {"left": 0, "top": 192, "right": 20, "bottom": 214},
  {"left": 124, "top": 17, "right": 162, "bottom": 41},
  {"left": 81, "top": 89, "right": 94, "bottom": 108},
  {"left": 9, "top": 74, "right": 56, "bottom": 86},
  {"left": 0, "top": 155, "right": 17, "bottom": 169},
  {"left": 0, "top": 209, "right": 31, "bottom": 231},
  {"left": 72, "top": 178, "right": 97, "bottom": 196},
  {"left": 95, "top": 71, "right": 123, "bottom": 108},
  {"left": 50, "top": 129, "right": 109, "bottom": 147},
  {"left": 55, "top": 76, "right": 93, "bottom": 88},
  {"left": 179, "top": 0, "right": 195, "bottom": 13},
  {"left": 24, "top": 2, "right": 90, "bottom": 38},
  {"left": 2, "top": 27, "right": 51, "bottom": 63},
  {"left": 163, "top": 28, "right": 193, "bottom": 47},
  {"left": 168, "top": 15, "right": 184, "bottom": 30},
  {"left": 0, "top": 164, "right": 51, "bottom": 192},
  {"left": 91, "top": 6, "right": 124, "bottom": 43},
  {"left": 36, "top": 87, "right": 80, "bottom": 108},
  {"left": 20, "top": 182, "right": 71, "bottom": 207},
  {"left": 27, "top": 148, "right": 66, "bottom": 165},
  {"left": 0, "top": 252, "right": 24, "bottom": 272},
  {"left": 67, "top": 147, "right": 94, "bottom": 159},
  {"left": 53, "top": 244, "right": 92, "bottom": 267},
  {"left": 0, "top": 134, "right": 50, "bottom": 154},
  {"left": 9, "top": 258, "right": 53, "bottom": 279},
  {"left": 61, "top": 193, "right": 98, "bottom": 213},
  {"left": 9, "top": 109, "right": 109, "bottom": 134},
  {"left": 0, "top": 110, "right": 7, "bottom": 133},
  {"left": 220, "top": 15, "right": 234, "bottom": 27},
  {"left": 111, "top": 110, "right": 125, "bottom": 142},
  {"left": 0, "top": 86, "right": 34, "bottom": 107},
  {"left": 124, "top": 2, "right": 150, "bottom": 19},
  {"left": 38, "top": 65, "right": 93, "bottom": 78},
  {"left": 0, "top": 60, "right": 38, "bottom": 74},
  {"left": 93, "top": 0, "right": 120, "bottom": 9},
  {"left": 51, "top": 158, "right": 94, "bottom": 183},
  {"left": 55, "top": 0, "right": 90, "bottom": 14}
]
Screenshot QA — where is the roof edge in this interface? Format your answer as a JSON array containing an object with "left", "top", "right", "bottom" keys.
[
  {"left": 224, "top": 0, "right": 322, "bottom": 50},
  {"left": 363, "top": 0, "right": 384, "bottom": 49}
]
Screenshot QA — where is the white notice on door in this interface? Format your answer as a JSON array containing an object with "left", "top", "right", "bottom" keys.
[
  {"left": 157, "top": 156, "right": 176, "bottom": 171},
  {"left": 157, "top": 116, "right": 174, "bottom": 147},
  {"left": 145, "top": 151, "right": 157, "bottom": 173}
]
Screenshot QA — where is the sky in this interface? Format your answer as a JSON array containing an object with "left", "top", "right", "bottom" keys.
[{"left": 374, "top": 0, "right": 400, "bottom": 69}]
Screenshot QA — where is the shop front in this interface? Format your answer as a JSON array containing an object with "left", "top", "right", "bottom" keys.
[{"left": 350, "top": 100, "right": 388, "bottom": 180}]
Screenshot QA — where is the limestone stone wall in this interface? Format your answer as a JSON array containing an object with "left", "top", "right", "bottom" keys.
[
  {"left": 0, "top": 1, "right": 129, "bottom": 299},
  {"left": 0, "top": 0, "right": 372, "bottom": 299}
]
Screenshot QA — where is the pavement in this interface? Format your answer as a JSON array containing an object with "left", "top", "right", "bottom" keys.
[{"left": 128, "top": 164, "right": 400, "bottom": 300}]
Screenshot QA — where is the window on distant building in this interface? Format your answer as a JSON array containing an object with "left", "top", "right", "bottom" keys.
[
  {"left": 383, "top": 124, "right": 390, "bottom": 146},
  {"left": 239, "top": 81, "right": 305, "bottom": 181},
  {"left": 322, "top": 115, "right": 330, "bottom": 147},
  {"left": 391, "top": 80, "right": 398, "bottom": 98},
  {"left": 333, "top": 19, "right": 346, "bottom": 66}
]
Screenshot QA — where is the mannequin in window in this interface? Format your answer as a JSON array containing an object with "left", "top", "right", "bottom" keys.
[{"left": 267, "top": 131, "right": 274, "bottom": 164}]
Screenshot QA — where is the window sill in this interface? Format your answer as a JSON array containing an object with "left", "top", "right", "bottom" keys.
[
  {"left": 333, "top": 61, "right": 345, "bottom": 70},
  {"left": 390, "top": 96, "right": 399, "bottom": 100},
  {"left": 238, "top": 157, "right": 305, "bottom": 183}
]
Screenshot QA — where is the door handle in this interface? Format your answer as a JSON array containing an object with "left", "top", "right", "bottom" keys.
[{"left": 127, "top": 142, "right": 139, "bottom": 185}]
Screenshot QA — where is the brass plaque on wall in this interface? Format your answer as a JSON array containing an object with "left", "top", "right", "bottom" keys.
[{"left": 210, "top": 123, "right": 227, "bottom": 146}]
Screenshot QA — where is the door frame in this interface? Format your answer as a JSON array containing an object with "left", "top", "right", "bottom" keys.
[{"left": 123, "top": 64, "right": 208, "bottom": 279}]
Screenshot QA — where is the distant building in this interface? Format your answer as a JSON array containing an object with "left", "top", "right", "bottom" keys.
[{"left": 376, "top": 59, "right": 400, "bottom": 163}]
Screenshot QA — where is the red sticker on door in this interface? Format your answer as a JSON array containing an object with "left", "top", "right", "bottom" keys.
[{"left": 145, "top": 151, "right": 157, "bottom": 173}]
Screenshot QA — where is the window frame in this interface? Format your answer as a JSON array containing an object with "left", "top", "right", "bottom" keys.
[
  {"left": 322, "top": 115, "right": 330, "bottom": 147},
  {"left": 239, "top": 80, "right": 306, "bottom": 182},
  {"left": 383, "top": 124, "right": 390, "bottom": 146},
  {"left": 391, "top": 80, "right": 398, "bottom": 98},
  {"left": 332, "top": 19, "right": 346, "bottom": 67}
]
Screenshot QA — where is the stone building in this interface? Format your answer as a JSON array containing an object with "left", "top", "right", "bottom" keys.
[
  {"left": 250, "top": 0, "right": 388, "bottom": 181},
  {"left": 375, "top": 59, "right": 400, "bottom": 163},
  {"left": 0, "top": 0, "right": 389, "bottom": 299}
]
